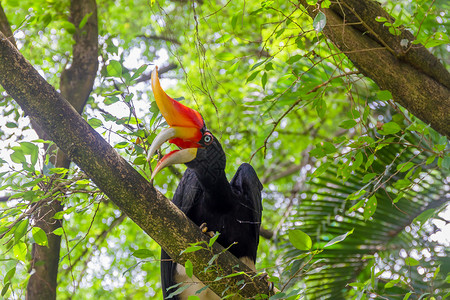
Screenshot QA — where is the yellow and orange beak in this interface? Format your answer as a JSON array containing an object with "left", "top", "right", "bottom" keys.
[{"left": 147, "top": 66, "right": 204, "bottom": 179}]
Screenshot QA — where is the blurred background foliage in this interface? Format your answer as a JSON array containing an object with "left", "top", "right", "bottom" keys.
[{"left": 0, "top": 0, "right": 449, "bottom": 299}]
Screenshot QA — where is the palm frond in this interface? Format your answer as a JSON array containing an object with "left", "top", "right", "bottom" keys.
[{"left": 279, "top": 130, "right": 449, "bottom": 299}]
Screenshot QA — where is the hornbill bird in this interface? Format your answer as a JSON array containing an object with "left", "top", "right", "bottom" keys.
[{"left": 147, "top": 67, "right": 263, "bottom": 299}]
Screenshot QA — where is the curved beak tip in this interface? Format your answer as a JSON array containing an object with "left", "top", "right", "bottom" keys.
[{"left": 150, "top": 148, "right": 198, "bottom": 179}]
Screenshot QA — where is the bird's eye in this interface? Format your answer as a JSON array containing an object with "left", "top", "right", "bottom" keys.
[{"left": 202, "top": 133, "right": 213, "bottom": 145}]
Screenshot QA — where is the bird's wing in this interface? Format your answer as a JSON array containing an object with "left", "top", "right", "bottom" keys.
[
  {"left": 230, "top": 163, "right": 263, "bottom": 250},
  {"left": 172, "top": 168, "right": 203, "bottom": 214},
  {"left": 161, "top": 168, "right": 203, "bottom": 299}
]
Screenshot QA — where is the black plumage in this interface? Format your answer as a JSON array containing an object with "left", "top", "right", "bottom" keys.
[{"left": 161, "top": 134, "right": 263, "bottom": 299}]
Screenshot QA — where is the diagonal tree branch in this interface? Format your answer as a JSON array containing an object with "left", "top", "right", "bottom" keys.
[
  {"left": 0, "top": 32, "right": 271, "bottom": 299},
  {"left": 299, "top": 0, "right": 450, "bottom": 138},
  {"left": 135, "top": 63, "right": 178, "bottom": 83},
  {"left": 137, "top": 34, "right": 181, "bottom": 45},
  {"left": 330, "top": 0, "right": 450, "bottom": 90}
]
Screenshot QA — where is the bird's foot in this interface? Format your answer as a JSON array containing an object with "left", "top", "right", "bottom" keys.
[
  {"left": 258, "top": 272, "right": 279, "bottom": 294},
  {"left": 199, "top": 223, "right": 215, "bottom": 238}
]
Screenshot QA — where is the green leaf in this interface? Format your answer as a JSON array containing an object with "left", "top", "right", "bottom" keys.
[
  {"left": 362, "top": 173, "right": 376, "bottom": 183},
  {"left": 132, "top": 249, "right": 153, "bottom": 259},
  {"left": 413, "top": 208, "right": 435, "bottom": 227},
  {"left": 312, "top": 161, "right": 331, "bottom": 177},
  {"left": 32, "top": 227, "right": 48, "bottom": 247},
  {"left": 180, "top": 245, "right": 203, "bottom": 255},
  {"left": 379, "top": 122, "right": 401, "bottom": 135},
  {"left": 347, "top": 189, "right": 366, "bottom": 200},
  {"left": 188, "top": 296, "right": 200, "bottom": 300},
  {"left": 133, "top": 156, "right": 147, "bottom": 166},
  {"left": 4, "top": 266, "right": 16, "bottom": 284},
  {"left": 365, "top": 154, "right": 375, "bottom": 170},
  {"left": 394, "top": 178, "right": 410, "bottom": 189},
  {"left": 403, "top": 292, "right": 413, "bottom": 300},
  {"left": 324, "top": 228, "right": 354, "bottom": 248},
  {"left": 433, "top": 265, "right": 440, "bottom": 280},
  {"left": 363, "top": 195, "right": 377, "bottom": 220},
  {"left": 62, "top": 20, "right": 76, "bottom": 34},
  {"left": 423, "top": 31, "right": 449, "bottom": 47},
  {"left": 167, "top": 284, "right": 191, "bottom": 299},
  {"left": 208, "top": 232, "right": 220, "bottom": 247},
  {"left": 352, "top": 151, "right": 363, "bottom": 170},
  {"left": 48, "top": 167, "right": 68, "bottom": 175},
  {"left": 348, "top": 199, "right": 365, "bottom": 213},
  {"left": 362, "top": 255, "right": 375, "bottom": 260},
  {"left": 14, "top": 219, "right": 29, "bottom": 242},
  {"left": 231, "top": 13, "right": 239, "bottom": 30},
  {"left": 315, "top": 98, "right": 327, "bottom": 119},
  {"left": 339, "top": 119, "right": 357, "bottom": 129},
  {"left": 418, "top": 293, "right": 431, "bottom": 300},
  {"left": 442, "top": 155, "right": 450, "bottom": 170},
  {"left": 227, "top": 61, "right": 240, "bottom": 74},
  {"left": 10, "top": 149, "right": 26, "bottom": 164},
  {"left": 216, "top": 52, "right": 235, "bottom": 61},
  {"left": 53, "top": 228, "right": 63, "bottom": 236},
  {"left": 130, "top": 64, "right": 148, "bottom": 81},
  {"left": 321, "top": 142, "right": 336, "bottom": 155},
  {"left": 405, "top": 257, "right": 419, "bottom": 266},
  {"left": 313, "top": 12, "right": 327, "bottom": 33},
  {"left": 53, "top": 210, "right": 66, "bottom": 220},
  {"left": 375, "top": 16, "right": 388, "bottom": 23},
  {"left": 261, "top": 72, "right": 268, "bottom": 89},
  {"left": 269, "top": 292, "right": 286, "bottom": 299},
  {"left": 288, "top": 229, "right": 312, "bottom": 250},
  {"left": 79, "top": 12, "right": 93, "bottom": 29},
  {"left": 185, "top": 259, "right": 193, "bottom": 278},
  {"left": 376, "top": 90, "right": 392, "bottom": 101},
  {"left": 321, "top": 0, "right": 331, "bottom": 8},
  {"left": 397, "top": 161, "right": 414, "bottom": 172},
  {"left": 107, "top": 60, "right": 123, "bottom": 77},
  {"left": 13, "top": 242, "right": 27, "bottom": 262},
  {"left": 6, "top": 122, "right": 18, "bottom": 128},
  {"left": 348, "top": 282, "right": 366, "bottom": 288},
  {"left": 114, "top": 142, "right": 129, "bottom": 149},
  {"left": 1, "top": 282, "right": 10, "bottom": 297},
  {"left": 88, "top": 118, "right": 103, "bottom": 128},
  {"left": 102, "top": 90, "right": 122, "bottom": 97},
  {"left": 385, "top": 278, "right": 400, "bottom": 288},
  {"left": 216, "top": 34, "right": 232, "bottom": 43},
  {"left": 287, "top": 54, "right": 302, "bottom": 64},
  {"left": 246, "top": 70, "right": 260, "bottom": 83},
  {"left": 20, "top": 142, "right": 39, "bottom": 166}
]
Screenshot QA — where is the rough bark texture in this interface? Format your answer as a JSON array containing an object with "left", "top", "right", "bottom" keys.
[
  {"left": 60, "top": 0, "right": 99, "bottom": 112},
  {"left": 26, "top": 1, "right": 99, "bottom": 299},
  {"left": 299, "top": 0, "right": 450, "bottom": 138},
  {"left": 0, "top": 4, "right": 16, "bottom": 48},
  {"left": 0, "top": 32, "right": 271, "bottom": 299}
]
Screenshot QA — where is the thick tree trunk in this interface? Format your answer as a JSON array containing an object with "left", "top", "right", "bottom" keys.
[
  {"left": 0, "top": 31, "right": 271, "bottom": 299},
  {"left": 26, "top": 1, "right": 98, "bottom": 299},
  {"left": 299, "top": 0, "right": 450, "bottom": 138}
]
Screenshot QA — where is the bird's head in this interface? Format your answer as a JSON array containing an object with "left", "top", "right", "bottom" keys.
[{"left": 148, "top": 67, "right": 225, "bottom": 179}]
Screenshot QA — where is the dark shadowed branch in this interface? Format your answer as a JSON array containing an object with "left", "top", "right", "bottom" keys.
[{"left": 299, "top": 0, "right": 450, "bottom": 137}]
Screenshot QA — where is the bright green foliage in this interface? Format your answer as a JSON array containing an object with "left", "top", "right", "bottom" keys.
[
  {"left": 288, "top": 230, "right": 312, "bottom": 251},
  {"left": 0, "top": 0, "right": 449, "bottom": 299}
]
